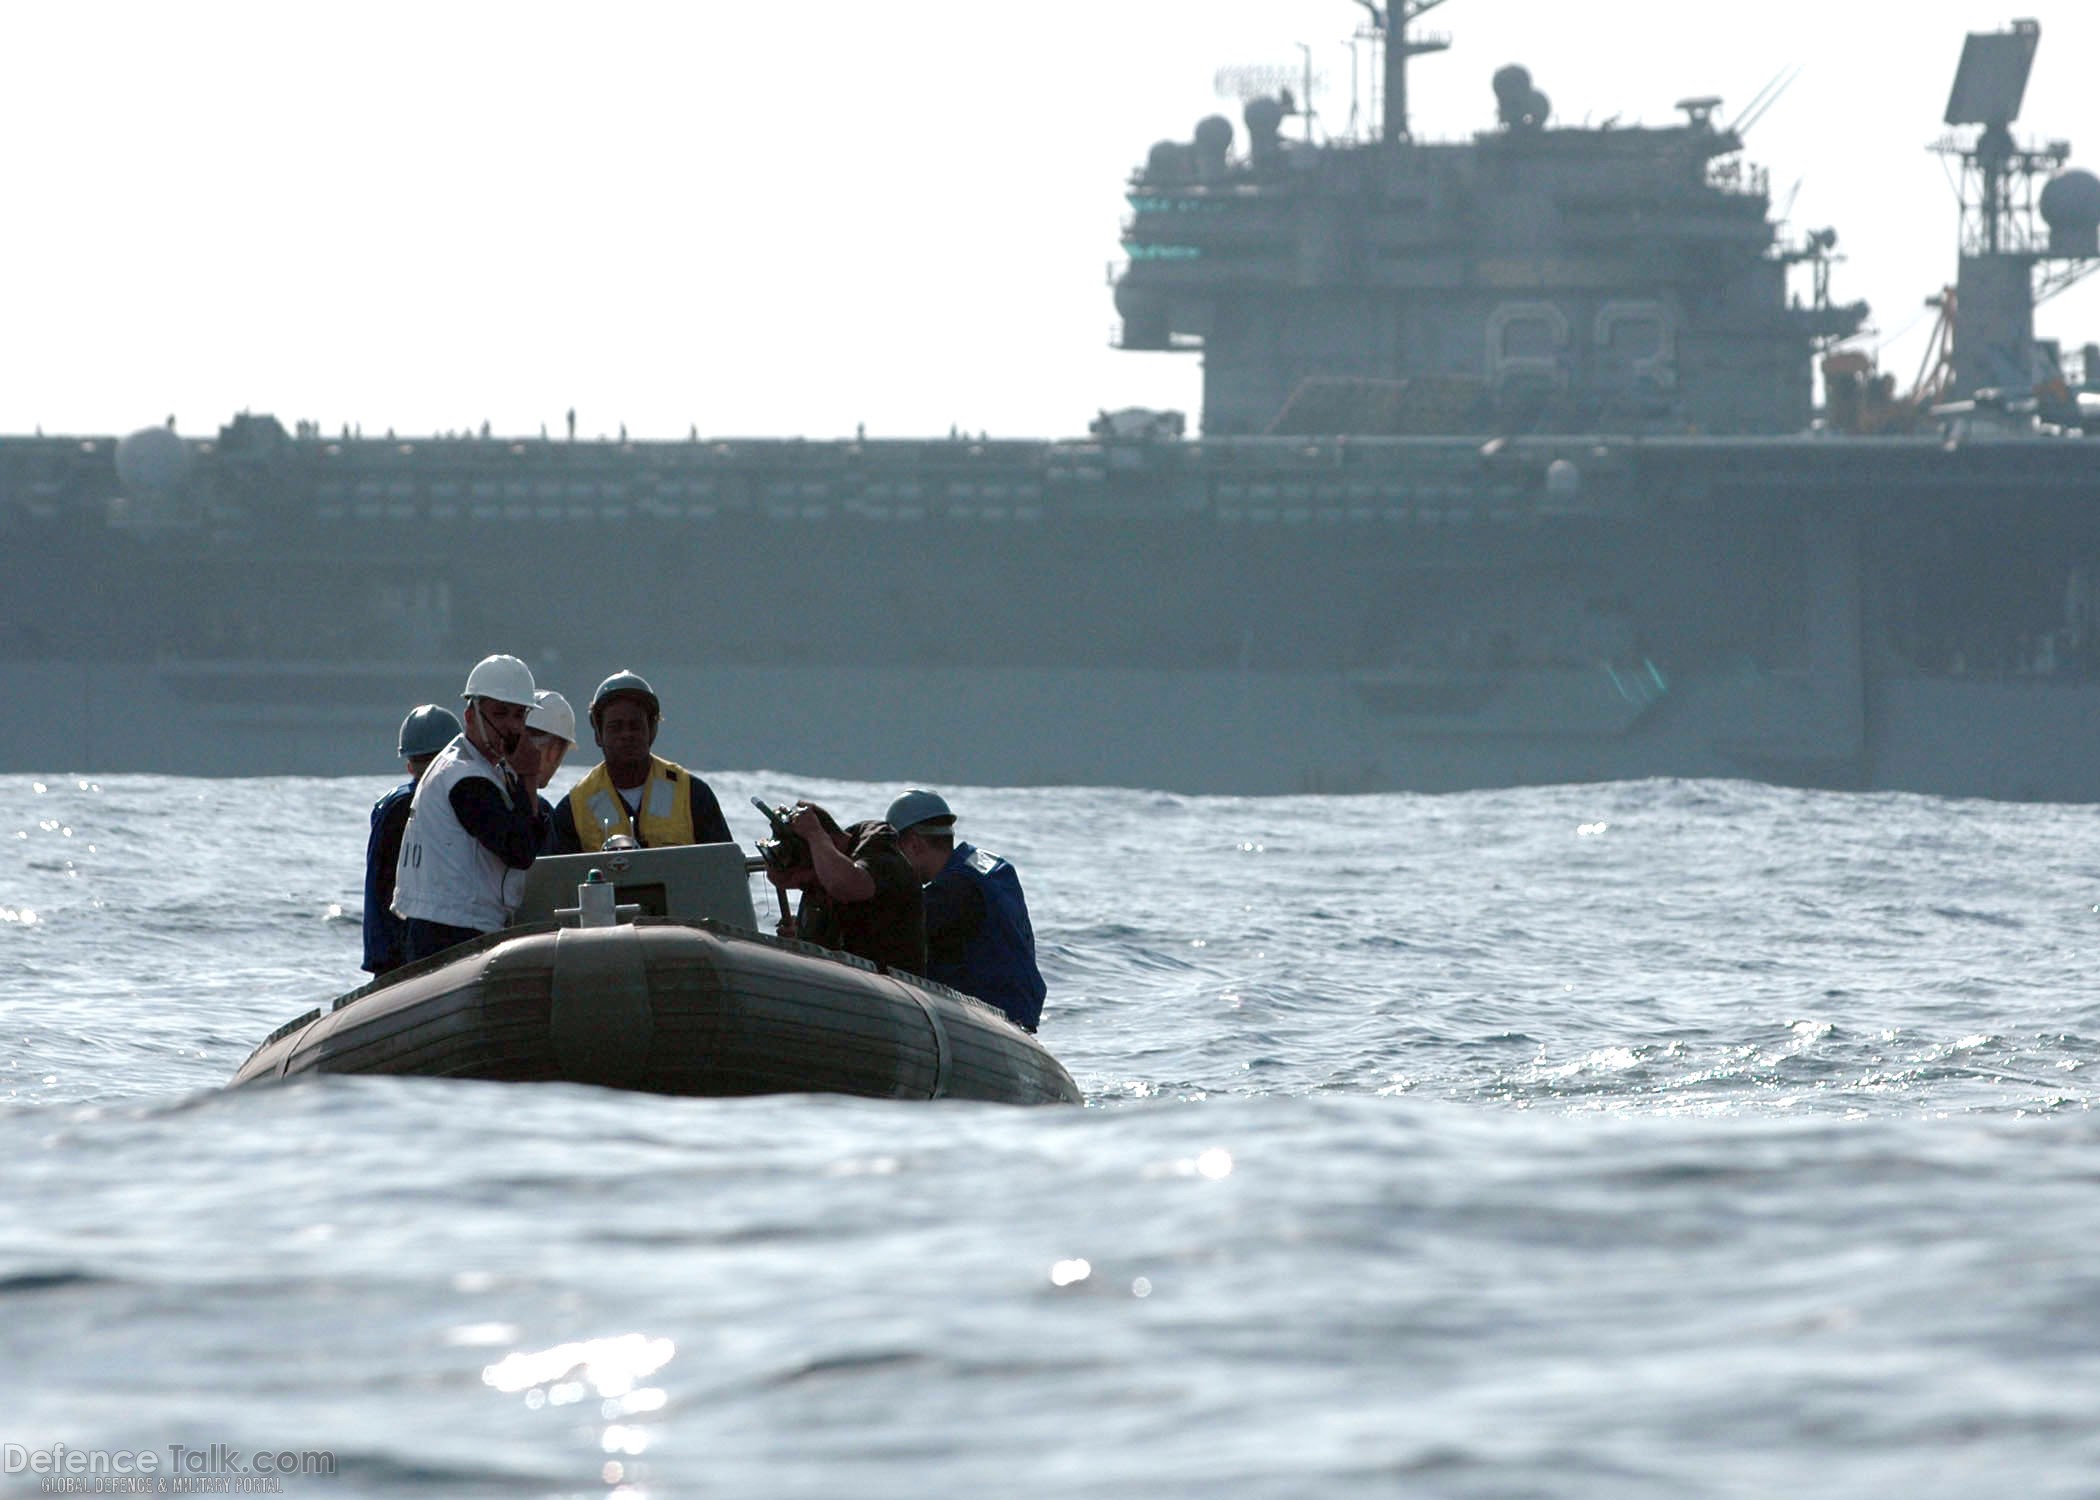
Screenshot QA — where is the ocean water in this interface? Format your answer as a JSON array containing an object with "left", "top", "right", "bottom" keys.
[{"left": 3, "top": 772, "right": 2098, "bottom": 1498}]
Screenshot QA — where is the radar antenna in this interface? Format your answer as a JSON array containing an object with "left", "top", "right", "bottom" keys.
[
  {"left": 1214, "top": 64, "right": 1307, "bottom": 104},
  {"left": 1926, "top": 20, "right": 2097, "bottom": 400},
  {"left": 1935, "top": 19, "right": 2045, "bottom": 258},
  {"left": 1728, "top": 65, "right": 1803, "bottom": 137}
]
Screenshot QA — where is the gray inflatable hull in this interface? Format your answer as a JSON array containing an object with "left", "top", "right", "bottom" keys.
[{"left": 231, "top": 919, "right": 1082, "bottom": 1105}]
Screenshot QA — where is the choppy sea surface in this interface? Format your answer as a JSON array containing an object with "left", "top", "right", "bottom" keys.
[{"left": 3, "top": 771, "right": 2098, "bottom": 1498}]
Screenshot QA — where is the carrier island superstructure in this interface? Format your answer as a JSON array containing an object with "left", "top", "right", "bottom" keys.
[{"left": 3, "top": 8, "right": 2098, "bottom": 798}]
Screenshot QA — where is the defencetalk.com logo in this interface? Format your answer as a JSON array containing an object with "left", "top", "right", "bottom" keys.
[{"left": 3, "top": 1442, "right": 337, "bottom": 1493}]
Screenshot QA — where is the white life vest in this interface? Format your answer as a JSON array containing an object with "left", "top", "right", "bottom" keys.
[{"left": 391, "top": 733, "right": 519, "bottom": 933}]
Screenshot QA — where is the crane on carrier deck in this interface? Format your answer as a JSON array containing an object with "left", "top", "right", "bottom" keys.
[
  {"left": 1820, "top": 289, "right": 1958, "bottom": 436},
  {"left": 1822, "top": 279, "right": 2099, "bottom": 437}
]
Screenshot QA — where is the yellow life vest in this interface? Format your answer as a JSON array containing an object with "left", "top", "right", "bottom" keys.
[{"left": 565, "top": 756, "right": 696, "bottom": 851}]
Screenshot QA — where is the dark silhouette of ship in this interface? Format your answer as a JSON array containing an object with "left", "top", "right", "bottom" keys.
[{"left": 3, "top": 6, "right": 2097, "bottom": 798}]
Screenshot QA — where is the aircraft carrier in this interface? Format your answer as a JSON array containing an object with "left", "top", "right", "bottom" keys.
[{"left": 3, "top": 7, "right": 2097, "bottom": 799}]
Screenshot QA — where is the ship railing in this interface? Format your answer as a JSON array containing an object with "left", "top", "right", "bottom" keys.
[{"left": 1703, "top": 158, "right": 1770, "bottom": 198}]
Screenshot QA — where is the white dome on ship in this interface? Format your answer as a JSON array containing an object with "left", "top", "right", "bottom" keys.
[
  {"left": 2040, "top": 168, "right": 2100, "bottom": 258},
  {"left": 115, "top": 425, "right": 191, "bottom": 494}
]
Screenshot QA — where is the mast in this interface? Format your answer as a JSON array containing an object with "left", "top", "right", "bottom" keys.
[
  {"left": 1936, "top": 20, "right": 2053, "bottom": 397},
  {"left": 1382, "top": 0, "right": 1452, "bottom": 144}
]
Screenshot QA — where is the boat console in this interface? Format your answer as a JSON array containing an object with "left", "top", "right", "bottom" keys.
[{"left": 509, "top": 843, "right": 760, "bottom": 930}]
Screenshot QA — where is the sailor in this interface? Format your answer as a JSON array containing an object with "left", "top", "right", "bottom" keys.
[
  {"left": 391, "top": 654, "right": 551, "bottom": 963},
  {"left": 550, "top": 669, "right": 732, "bottom": 853},
  {"left": 500, "top": 689, "right": 580, "bottom": 913},
  {"left": 769, "top": 802, "right": 926, "bottom": 977},
  {"left": 887, "top": 789, "right": 1048, "bottom": 1031},
  {"left": 522, "top": 689, "right": 578, "bottom": 827},
  {"left": 361, "top": 703, "right": 462, "bottom": 977}
]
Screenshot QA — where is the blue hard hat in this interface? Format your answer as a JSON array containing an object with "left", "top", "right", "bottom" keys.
[
  {"left": 397, "top": 704, "right": 462, "bottom": 759},
  {"left": 885, "top": 788, "right": 955, "bottom": 833}
]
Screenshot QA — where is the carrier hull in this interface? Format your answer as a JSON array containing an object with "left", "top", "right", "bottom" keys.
[{"left": 13, "top": 656, "right": 2100, "bottom": 801}]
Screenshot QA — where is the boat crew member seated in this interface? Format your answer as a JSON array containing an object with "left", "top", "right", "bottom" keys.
[
  {"left": 888, "top": 788, "right": 1048, "bottom": 1031},
  {"left": 768, "top": 802, "right": 927, "bottom": 977},
  {"left": 550, "top": 669, "right": 732, "bottom": 853},
  {"left": 362, "top": 703, "right": 461, "bottom": 977},
  {"left": 500, "top": 689, "right": 579, "bottom": 911},
  {"left": 523, "top": 688, "right": 578, "bottom": 833},
  {"left": 391, "top": 654, "right": 551, "bottom": 964}
]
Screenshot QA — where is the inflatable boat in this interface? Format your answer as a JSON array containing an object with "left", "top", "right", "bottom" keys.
[{"left": 230, "top": 843, "right": 1082, "bottom": 1105}]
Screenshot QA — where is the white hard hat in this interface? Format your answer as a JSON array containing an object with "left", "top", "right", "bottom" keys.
[
  {"left": 461, "top": 654, "right": 536, "bottom": 708},
  {"left": 527, "top": 689, "right": 576, "bottom": 746}
]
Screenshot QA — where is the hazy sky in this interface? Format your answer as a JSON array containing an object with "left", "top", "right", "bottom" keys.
[{"left": 4, "top": 0, "right": 2096, "bottom": 440}]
